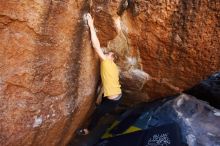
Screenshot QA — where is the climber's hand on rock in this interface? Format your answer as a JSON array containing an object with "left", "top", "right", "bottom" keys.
[{"left": 86, "top": 13, "right": 93, "bottom": 27}]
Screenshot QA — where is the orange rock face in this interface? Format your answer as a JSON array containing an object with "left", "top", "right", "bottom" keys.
[
  {"left": 0, "top": 0, "right": 219, "bottom": 145},
  {"left": 0, "top": 1, "right": 99, "bottom": 146},
  {"left": 91, "top": 0, "right": 220, "bottom": 100}
]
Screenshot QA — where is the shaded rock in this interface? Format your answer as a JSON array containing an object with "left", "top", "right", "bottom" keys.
[
  {"left": 120, "top": 69, "right": 150, "bottom": 91},
  {"left": 185, "top": 72, "right": 220, "bottom": 109}
]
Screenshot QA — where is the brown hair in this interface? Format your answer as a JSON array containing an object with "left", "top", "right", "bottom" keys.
[{"left": 108, "top": 51, "right": 119, "bottom": 62}]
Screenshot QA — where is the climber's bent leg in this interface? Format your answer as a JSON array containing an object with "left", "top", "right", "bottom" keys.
[{"left": 87, "top": 94, "right": 122, "bottom": 131}]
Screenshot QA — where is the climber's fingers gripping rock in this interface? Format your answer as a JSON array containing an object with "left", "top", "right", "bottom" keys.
[{"left": 86, "top": 13, "right": 93, "bottom": 26}]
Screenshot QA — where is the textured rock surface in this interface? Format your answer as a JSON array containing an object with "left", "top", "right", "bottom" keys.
[
  {"left": 0, "top": 0, "right": 219, "bottom": 145},
  {"left": 0, "top": 1, "right": 99, "bottom": 146},
  {"left": 91, "top": 0, "right": 220, "bottom": 100}
]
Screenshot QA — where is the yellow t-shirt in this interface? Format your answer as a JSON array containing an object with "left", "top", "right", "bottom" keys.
[{"left": 101, "top": 59, "right": 121, "bottom": 97}]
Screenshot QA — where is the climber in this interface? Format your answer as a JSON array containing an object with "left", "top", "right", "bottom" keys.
[{"left": 77, "top": 13, "right": 122, "bottom": 135}]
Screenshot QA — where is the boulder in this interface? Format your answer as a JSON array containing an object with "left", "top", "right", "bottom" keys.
[{"left": 0, "top": 0, "right": 219, "bottom": 145}]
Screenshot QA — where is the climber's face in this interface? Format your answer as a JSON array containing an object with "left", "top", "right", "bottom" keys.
[{"left": 106, "top": 52, "right": 115, "bottom": 61}]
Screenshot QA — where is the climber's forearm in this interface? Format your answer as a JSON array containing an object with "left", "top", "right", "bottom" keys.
[
  {"left": 88, "top": 24, "right": 106, "bottom": 60},
  {"left": 89, "top": 25, "right": 100, "bottom": 50}
]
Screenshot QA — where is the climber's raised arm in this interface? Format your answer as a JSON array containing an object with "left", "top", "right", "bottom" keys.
[{"left": 87, "top": 13, "right": 106, "bottom": 60}]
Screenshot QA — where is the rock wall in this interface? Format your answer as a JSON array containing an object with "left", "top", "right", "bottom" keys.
[
  {"left": 0, "top": 0, "right": 219, "bottom": 145},
  {"left": 91, "top": 0, "right": 220, "bottom": 100},
  {"left": 0, "top": 1, "right": 99, "bottom": 146}
]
